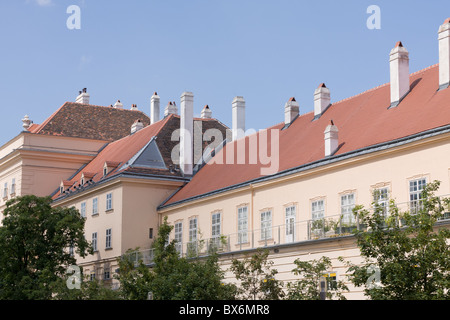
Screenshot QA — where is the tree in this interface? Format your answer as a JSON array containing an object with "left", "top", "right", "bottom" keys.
[
  {"left": 230, "top": 249, "right": 284, "bottom": 300},
  {"left": 346, "top": 180, "right": 450, "bottom": 299},
  {"left": 286, "top": 256, "right": 348, "bottom": 300},
  {"left": 117, "top": 217, "right": 236, "bottom": 300},
  {"left": 0, "top": 195, "right": 92, "bottom": 300}
]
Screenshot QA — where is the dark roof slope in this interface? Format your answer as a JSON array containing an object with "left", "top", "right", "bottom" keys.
[{"left": 29, "top": 102, "right": 150, "bottom": 141}]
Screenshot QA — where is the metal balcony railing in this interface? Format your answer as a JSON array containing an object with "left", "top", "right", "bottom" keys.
[{"left": 123, "top": 196, "right": 450, "bottom": 265}]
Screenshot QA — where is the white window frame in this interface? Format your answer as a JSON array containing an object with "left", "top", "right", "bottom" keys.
[
  {"left": 311, "top": 200, "right": 325, "bottom": 221},
  {"left": 3, "top": 182, "right": 7, "bottom": 198},
  {"left": 189, "top": 218, "right": 198, "bottom": 243},
  {"left": 373, "top": 187, "right": 389, "bottom": 217},
  {"left": 237, "top": 206, "right": 248, "bottom": 244},
  {"left": 10, "top": 178, "right": 15, "bottom": 195},
  {"left": 341, "top": 193, "right": 356, "bottom": 224},
  {"left": 92, "top": 197, "right": 98, "bottom": 215},
  {"left": 285, "top": 205, "right": 296, "bottom": 242},
  {"left": 409, "top": 178, "right": 427, "bottom": 214},
  {"left": 211, "top": 212, "right": 221, "bottom": 239},
  {"left": 260, "top": 210, "right": 272, "bottom": 240},
  {"left": 174, "top": 221, "right": 183, "bottom": 255},
  {"left": 105, "top": 228, "right": 112, "bottom": 249},
  {"left": 106, "top": 193, "right": 113, "bottom": 211},
  {"left": 80, "top": 202, "right": 86, "bottom": 218},
  {"left": 92, "top": 232, "right": 98, "bottom": 252}
]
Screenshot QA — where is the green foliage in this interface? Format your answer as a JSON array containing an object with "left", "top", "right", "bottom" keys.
[
  {"left": 0, "top": 195, "right": 92, "bottom": 300},
  {"left": 230, "top": 249, "right": 284, "bottom": 300},
  {"left": 347, "top": 180, "right": 450, "bottom": 300},
  {"left": 116, "top": 217, "right": 236, "bottom": 300},
  {"left": 286, "top": 256, "right": 348, "bottom": 300}
]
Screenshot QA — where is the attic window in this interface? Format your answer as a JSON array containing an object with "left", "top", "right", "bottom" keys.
[{"left": 103, "top": 167, "right": 107, "bottom": 177}]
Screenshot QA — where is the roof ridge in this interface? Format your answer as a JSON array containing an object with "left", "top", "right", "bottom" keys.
[{"left": 332, "top": 63, "right": 439, "bottom": 106}]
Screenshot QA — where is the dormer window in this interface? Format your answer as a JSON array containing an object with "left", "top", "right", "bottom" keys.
[
  {"left": 103, "top": 161, "right": 120, "bottom": 178},
  {"left": 80, "top": 172, "right": 95, "bottom": 186},
  {"left": 60, "top": 180, "right": 73, "bottom": 194}
]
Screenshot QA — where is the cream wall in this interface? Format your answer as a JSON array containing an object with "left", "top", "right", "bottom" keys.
[{"left": 160, "top": 132, "right": 450, "bottom": 299}]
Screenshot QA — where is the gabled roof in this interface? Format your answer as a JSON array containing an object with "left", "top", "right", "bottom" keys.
[
  {"left": 162, "top": 63, "right": 450, "bottom": 207},
  {"left": 28, "top": 102, "right": 150, "bottom": 141},
  {"left": 53, "top": 114, "right": 229, "bottom": 200}
]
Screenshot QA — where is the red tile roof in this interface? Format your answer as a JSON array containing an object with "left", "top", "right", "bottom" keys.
[
  {"left": 163, "top": 63, "right": 450, "bottom": 207},
  {"left": 28, "top": 102, "right": 150, "bottom": 141}
]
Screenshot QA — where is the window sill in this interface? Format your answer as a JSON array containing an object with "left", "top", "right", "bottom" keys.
[
  {"left": 105, "top": 247, "right": 113, "bottom": 251},
  {"left": 105, "top": 209, "right": 114, "bottom": 213},
  {"left": 91, "top": 212, "right": 99, "bottom": 217}
]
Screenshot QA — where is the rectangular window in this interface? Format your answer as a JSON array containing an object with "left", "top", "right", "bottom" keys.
[
  {"left": 106, "top": 228, "right": 112, "bottom": 249},
  {"left": 92, "top": 197, "right": 98, "bottom": 215},
  {"left": 106, "top": 193, "right": 112, "bottom": 211},
  {"left": 409, "top": 178, "right": 427, "bottom": 214},
  {"left": 323, "top": 272, "right": 338, "bottom": 290},
  {"left": 92, "top": 232, "right": 98, "bottom": 252},
  {"left": 3, "top": 182, "right": 7, "bottom": 198},
  {"left": 311, "top": 200, "right": 325, "bottom": 221},
  {"left": 90, "top": 271, "right": 96, "bottom": 281},
  {"left": 175, "top": 222, "right": 183, "bottom": 255},
  {"left": 238, "top": 206, "right": 248, "bottom": 244},
  {"left": 10, "top": 178, "right": 15, "bottom": 195},
  {"left": 341, "top": 194, "right": 356, "bottom": 224},
  {"left": 212, "top": 212, "right": 221, "bottom": 239},
  {"left": 374, "top": 188, "right": 389, "bottom": 217},
  {"left": 189, "top": 218, "right": 197, "bottom": 243},
  {"left": 285, "top": 205, "right": 296, "bottom": 242},
  {"left": 260, "top": 210, "right": 272, "bottom": 240},
  {"left": 104, "top": 268, "right": 110, "bottom": 280},
  {"left": 80, "top": 202, "right": 86, "bottom": 218}
]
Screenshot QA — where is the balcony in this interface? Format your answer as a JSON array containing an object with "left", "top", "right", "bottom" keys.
[{"left": 124, "top": 198, "right": 450, "bottom": 266}]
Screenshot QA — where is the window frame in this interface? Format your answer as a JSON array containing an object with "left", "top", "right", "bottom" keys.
[
  {"left": 92, "top": 197, "right": 98, "bottom": 215},
  {"left": 260, "top": 210, "right": 272, "bottom": 240},
  {"left": 237, "top": 206, "right": 248, "bottom": 244},
  {"left": 105, "top": 228, "right": 112, "bottom": 249}
]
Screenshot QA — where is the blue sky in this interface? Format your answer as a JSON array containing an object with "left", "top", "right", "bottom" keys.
[{"left": 0, "top": 0, "right": 449, "bottom": 145}]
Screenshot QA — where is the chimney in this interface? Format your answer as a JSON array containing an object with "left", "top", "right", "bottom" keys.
[
  {"left": 439, "top": 18, "right": 450, "bottom": 90},
  {"left": 284, "top": 97, "right": 299, "bottom": 126},
  {"left": 389, "top": 41, "right": 410, "bottom": 107},
  {"left": 113, "top": 100, "right": 123, "bottom": 108},
  {"left": 22, "top": 115, "right": 32, "bottom": 131},
  {"left": 150, "top": 92, "right": 160, "bottom": 124},
  {"left": 130, "top": 104, "right": 138, "bottom": 111},
  {"left": 76, "top": 88, "right": 90, "bottom": 104},
  {"left": 232, "top": 96, "right": 245, "bottom": 141},
  {"left": 131, "top": 119, "right": 144, "bottom": 134},
  {"left": 201, "top": 105, "right": 212, "bottom": 119},
  {"left": 180, "top": 92, "right": 194, "bottom": 176},
  {"left": 164, "top": 101, "right": 178, "bottom": 116},
  {"left": 324, "top": 120, "right": 339, "bottom": 157},
  {"left": 314, "top": 83, "right": 331, "bottom": 119}
]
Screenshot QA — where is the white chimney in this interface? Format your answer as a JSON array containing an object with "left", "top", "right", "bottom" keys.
[
  {"left": 389, "top": 41, "right": 410, "bottom": 107},
  {"left": 314, "top": 83, "right": 331, "bottom": 119},
  {"left": 284, "top": 97, "right": 299, "bottom": 126},
  {"left": 76, "top": 88, "right": 90, "bottom": 104},
  {"left": 131, "top": 119, "right": 144, "bottom": 134},
  {"left": 232, "top": 96, "right": 245, "bottom": 141},
  {"left": 150, "top": 92, "right": 160, "bottom": 124},
  {"left": 113, "top": 100, "right": 123, "bottom": 108},
  {"left": 164, "top": 101, "right": 178, "bottom": 116},
  {"left": 180, "top": 92, "right": 194, "bottom": 176},
  {"left": 201, "top": 105, "right": 212, "bottom": 119},
  {"left": 130, "top": 104, "right": 138, "bottom": 111},
  {"left": 438, "top": 18, "right": 450, "bottom": 90},
  {"left": 324, "top": 120, "right": 339, "bottom": 157}
]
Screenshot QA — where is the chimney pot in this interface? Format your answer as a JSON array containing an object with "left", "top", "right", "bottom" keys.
[
  {"left": 232, "top": 96, "right": 245, "bottom": 141},
  {"left": 324, "top": 120, "right": 339, "bottom": 157},
  {"left": 114, "top": 100, "right": 123, "bottom": 108},
  {"left": 314, "top": 83, "right": 331, "bottom": 119},
  {"left": 151, "top": 92, "right": 161, "bottom": 124},
  {"left": 76, "top": 88, "right": 90, "bottom": 104},
  {"left": 284, "top": 97, "right": 299, "bottom": 126},
  {"left": 164, "top": 100, "right": 178, "bottom": 116},
  {"left": 439, "top": 18, "right": 450, "bottom": 90},
  {"left": 131, "top": 119, "right": 144, "bottom": 134},
  {"left": 389, "top": 41, "right": 410, "bottom": 107},
  {"left": 201, "top": 105, "right": 212, "bottom": 119}
]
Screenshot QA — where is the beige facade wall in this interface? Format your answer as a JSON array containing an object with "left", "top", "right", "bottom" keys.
[{"left": 160, "top": 132, "right": 450, "bottom": 299}]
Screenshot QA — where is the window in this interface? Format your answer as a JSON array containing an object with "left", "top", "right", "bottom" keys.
[
  {"left": 92, "top": 198, "right": 98, "bottom": 215},
  {"left": 285, "top": 205, "right": 296, "bottom": 242},
  {"left": 189, "top": 218, "right": 197, "bottom": 243},
  {"left": 104, "top": 268, "right": 110, "bottom": 280},
  {"left": 311, "top": 200, "right": 325, "bottom": 221},
  {"left": 92, "top": 232, "right": 98, "bottom": 252},
  {"left": 10, "top": 178, "right": 15, "bottom": 195},
  {"left": 175, "top": 222, "right": 183, "bottom": 255},
  {"left": 90, "top": 272, "right": 96, "bottom": 281},
  {"left": 238, "top": 206, "right": 248, "bottom": 244},
  {"left": 3, "top": 182, "right": 7, "bottom": 198},
  {"left": 373, "top": 188, "right": 389, "bottom": 217},
  {"left": 323, "top": 272, "right": 338, "bottom": 290},
  {"left": 103, "top": 167, "right": 108, "bottom": 177},
  {"left": 80, "top": 202, "right": 86, "bottom": 218},
  {"left": 149, "top": 228, "right": 154, "bottom": 239},
  {"left": 211, "top": 212, "right": 221, "bottom": 239},
  {"left": 341, "top": 194, "right": 355, "bottom": 224},
  {"left": 69, "top": 245, "right": 74, "bottom": 257},
  {"left": 106, "top": 193, "right": 113, "bottom": 211},
  {"left": 409, "top": 178, "right": 427, "bottom": 214},
  {"left": 106, "top": 228, "right": 112, "bottom": 249},
  {"left": 260, "top": 210, "right": 272, "bottom": 240}
]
